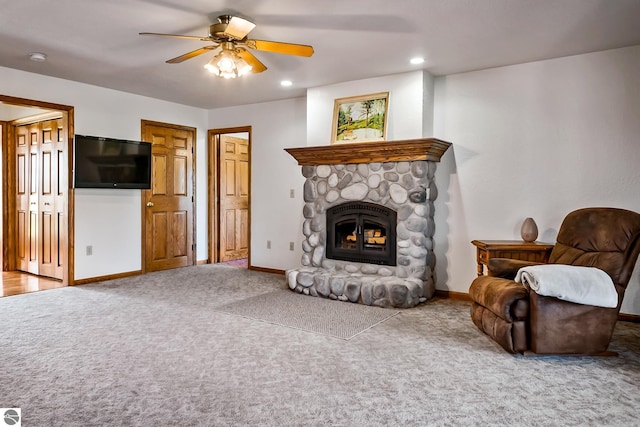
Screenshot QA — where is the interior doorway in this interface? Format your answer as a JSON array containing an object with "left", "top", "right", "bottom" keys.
[
  {"left": 208, "top": 127, "right": 251, "bottom": 267},
  {"left": 0, "top": 95, "right": 74, "bottom": 287}
]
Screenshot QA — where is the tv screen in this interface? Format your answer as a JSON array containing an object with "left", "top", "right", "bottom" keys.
[{"left": 74, "top": 134, "right": 152, "bottom": 189}]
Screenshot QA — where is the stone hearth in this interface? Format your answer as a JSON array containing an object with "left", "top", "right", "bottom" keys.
[{"left": 285, "top": 139, "right": 451, "bottom": 308}]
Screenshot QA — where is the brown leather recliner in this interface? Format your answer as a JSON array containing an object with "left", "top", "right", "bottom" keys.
[{"left": 469, "top": 207, "right": 640, "bottom": 355}]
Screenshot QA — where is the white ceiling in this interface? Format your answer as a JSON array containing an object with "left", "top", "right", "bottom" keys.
[{"left": 1, "top": 0, "right": 640, "bottom": 110}]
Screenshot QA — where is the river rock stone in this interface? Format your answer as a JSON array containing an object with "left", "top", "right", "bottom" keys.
[
  {"left": 389, "top": 184, "right": 407, "bottom": 204},
  {"left": 301, "top": 253, "right": 311, "bottom": 266},
  {"left": 383, "top": 172, "right": 399, "bottom": 182},
  {"left": 330, "top": 277, "right": 346, "bottom": 296},
  {"left": 317, "top": 180, "right": 327, "bottom": 195},
  {"left": 311, "top": 246, "right": 324, "bottom": 266},
  {"left": 397, "top": 161, "right": 410, "bottom": 174},
  {"left": 367, "top": 190, "right": 381, "bottom": 202},
  {"left": 303, "top": 179, "right": 316, "bottom": 202},
  {"left": 286, "top": 270, "right": 298, "bottom": 289},
  {"left": 361, "top": 282, "right": 373, "bottom": 305},
  {"left": 408, "top": 188, "right": 427, "bottom": 203},
  {"left": 341, "top": 183, "right": 369, "bottom": 200},
  {"left": 406, "top": 217, "right": 427, "bottom": 233},
  {"left": 303, "top": 204, "right": 314, "bottom": 218},
  {"left": 411, "top": 161, "right": 427, "bottom": 178},
  {"left": 382, "top": 162, "right": 396, "bottom": 170},
  {"left": 297, "top": 272, "right": 314, "bottom": 287},
  {"left": 302, "top": 165, "right": 315, "bottom": 178},
  {"left": 390, "top": 284, "right": 409, "bottom": 307},
  {"left": 326, "top": 189, "right": 340, "bottom": 203},
  {"left": 345, "top": 281, "right": 361, "bottom": 302},
  {"left": 368, "top": 174, "right": 381, "bottom": 188},
  {"left": 356, "top": 163, "right": 368, "bottom": 177},
  {"left": 337, "top": 174, "right": 352, "bottom": 190},
  {"left": 313, "top": 275, "right": 330, "bottom": 296},
  {"left": 328, "top": 173, "right": 339, "bottom": 187},
  {"left": 317, "top": 165, "right": 331, "bottom": 178}
]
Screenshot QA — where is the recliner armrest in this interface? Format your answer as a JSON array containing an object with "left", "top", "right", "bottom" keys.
[
  {"left": 488, "top": 258, "right": 545, "bottom": 279},
  {"left": 469, "top": 276, "right": 530, "bottom": 322}
]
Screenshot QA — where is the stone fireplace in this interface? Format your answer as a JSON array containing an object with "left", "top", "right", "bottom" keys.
[{"left": 284, "top": 139, "right": 451, "bottom": 308}]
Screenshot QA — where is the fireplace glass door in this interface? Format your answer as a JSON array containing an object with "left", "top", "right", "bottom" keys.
[{"left": 326, "top": 202, "right": 396, "bottom": 265}]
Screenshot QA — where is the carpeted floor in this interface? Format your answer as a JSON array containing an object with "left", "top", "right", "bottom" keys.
[
  {"left": 214, "top": 289, "right": 399, "bottom": 340},
  {"left": 1, "top": 264, "right": 639, "bottom": 426}
]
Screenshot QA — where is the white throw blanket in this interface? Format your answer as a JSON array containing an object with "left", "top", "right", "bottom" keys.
[{"left": 514, "top": 264, "right": 618, "bottom": 308}]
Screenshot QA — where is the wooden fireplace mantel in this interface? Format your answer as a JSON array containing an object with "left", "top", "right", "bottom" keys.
[{"left": 284, "top": 138, "right": 452, "bottom": 166}]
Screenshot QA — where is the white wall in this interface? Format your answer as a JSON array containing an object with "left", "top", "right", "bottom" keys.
[
  {"left": 0, "top": 66, "right": 208, "bottom": 279},
  {"left": 307, "top": 71, "right": 430, "bottom": 146},
  {"left": 433, "top": 45, "right": 640, "bottom": 315},
  {"left": 208, "top": 97, "right": 307, "bottom": 270}
]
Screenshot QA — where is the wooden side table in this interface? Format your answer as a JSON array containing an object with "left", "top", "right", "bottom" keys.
[{"left": 471, "top": 240, "right": 554, "bottom": 276}]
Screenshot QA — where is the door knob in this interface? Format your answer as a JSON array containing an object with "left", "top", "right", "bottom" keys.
[{"left": 146, "top": 201, "right": 154, "bottom": 207}]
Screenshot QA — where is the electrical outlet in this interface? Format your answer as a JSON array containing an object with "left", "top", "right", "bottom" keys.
[
  {"left": 289, "top": 242, "right": 294, "bottom": 251},
  {"left": 267, "top": 240, "right": 271, "bottom": 249},
  {"left": 289, "top": 189, "right": 295, "bottom": 198},
  {"left": 86, "top": 245, "right": 92, "bottom": 256}
]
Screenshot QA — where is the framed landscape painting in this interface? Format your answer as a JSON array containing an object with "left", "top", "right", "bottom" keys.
[{"left": 331, "top": 92, "right": 389, "bottom": 144}]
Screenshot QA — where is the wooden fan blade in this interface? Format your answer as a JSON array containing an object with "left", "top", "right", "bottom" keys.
[
  {"left": 224, "top": 16, "right": 256, "bottom": 40},
  {"left": 139, "top": 32, "right": 211, "bottom": 41},
  {"left": 245, "top": 39, "right": 314, "bottom": 57},
  {"left": 236, "top": 48, "right": 267, "bottom": 73},
  {"left": 166, "top": 45, "right": 218, "bottom": 64}
]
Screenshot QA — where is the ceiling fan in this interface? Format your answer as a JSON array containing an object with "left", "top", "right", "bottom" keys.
[{"left": 140, "top": 15, "right": 314, "bottom": 78}]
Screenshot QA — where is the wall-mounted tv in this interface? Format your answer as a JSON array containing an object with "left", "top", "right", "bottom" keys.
[{"left": 74, "top": 134, "right": 152, "bottom": 189}]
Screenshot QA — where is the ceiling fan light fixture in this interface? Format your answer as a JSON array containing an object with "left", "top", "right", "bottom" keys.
[
  {"left": 204, "top": 49, "right": 252, "bottom": 79},
  {"left": 235, "top": 57, "right": 253, "bottom": 76}
]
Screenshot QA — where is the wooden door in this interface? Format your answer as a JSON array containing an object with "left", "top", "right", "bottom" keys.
[
  {"left": 15, "top": 124, "right": 35, "bottom": 274},
  {"left": 15, "top": 119, "right": 65, "bottom": 280},
  {"left": 38, "top": 119, "right": 66, "bottom": 279},
  {"left": 218, "top": 135, "right": 249, "bottom": 262},
  {"left": 142, "top": 121, "right": 195, "bottom": 272}
]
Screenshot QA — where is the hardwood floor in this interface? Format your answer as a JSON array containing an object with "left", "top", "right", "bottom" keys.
[{"left": 1, "top": 271, "right": 65, "bottom": 297}]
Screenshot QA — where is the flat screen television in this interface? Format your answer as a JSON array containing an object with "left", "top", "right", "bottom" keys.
[{"left": 74, "top": 134, "right": 152, "bottom": 189}]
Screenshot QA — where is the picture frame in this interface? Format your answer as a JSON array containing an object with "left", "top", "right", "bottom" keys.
[{"left": 331, "top": 92, "right": 389, "bottom": 144}]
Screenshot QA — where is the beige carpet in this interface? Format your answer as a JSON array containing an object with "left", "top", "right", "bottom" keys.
[{"left": 214, "top": 289, "right": 400, "bottom": 340}]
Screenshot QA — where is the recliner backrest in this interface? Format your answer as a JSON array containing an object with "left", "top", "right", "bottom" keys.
[{"left": 549, "top": 207, "right": 640, "bottom": 288}]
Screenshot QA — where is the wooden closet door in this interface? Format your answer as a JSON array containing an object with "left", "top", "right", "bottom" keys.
[
  {"left": 15, "top": 119, "right": 66, "bottom": 280},
  {"left": 37, "top": 119, "right": 65, "bottom": 279},
  {"left": 16, "top": 123, "right": 40, "bottom": 274}
]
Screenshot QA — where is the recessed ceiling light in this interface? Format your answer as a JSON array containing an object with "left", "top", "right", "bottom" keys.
[
  {"left": 29, "top": 52, "right": 47, "bottom": 62},
  {"left": 280, "top": 80, "right": 293, "bottom": 87},
  {"left": 410, "top": 57, "right": 424, "bottom": 65}
]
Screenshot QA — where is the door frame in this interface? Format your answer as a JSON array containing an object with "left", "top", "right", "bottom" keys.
[
  {"left": 207, "top": 126, "right": 252, "bottom": 265},
  {"left": 0, "top": 94, "right": 74, "bottom": 285},
  {"left": 140, "top": 119, "right": 197, "bottom": 273}
]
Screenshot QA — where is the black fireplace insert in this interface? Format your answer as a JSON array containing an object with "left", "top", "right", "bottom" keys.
[{"left": 326, "top": 201, "right": 397, "bottom": 266}]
